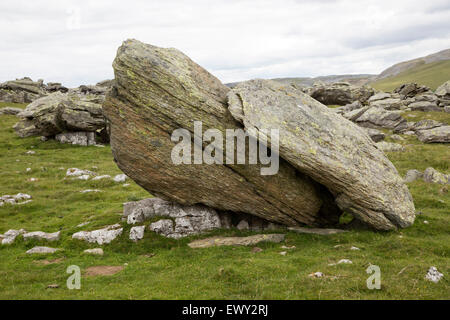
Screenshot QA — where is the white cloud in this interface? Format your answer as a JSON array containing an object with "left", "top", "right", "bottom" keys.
[{"left": 0, "top": 0, "right": 449, "bottom": 87}]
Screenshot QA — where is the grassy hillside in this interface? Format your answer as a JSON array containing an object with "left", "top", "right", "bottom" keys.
[
  {"left": 0, "top": 104, "right": 448, "bottom": 299},
  {"left": 371, "top": 60, "right": 450, "bottom": 92}
]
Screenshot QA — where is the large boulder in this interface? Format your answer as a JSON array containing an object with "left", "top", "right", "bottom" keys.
[
  {"left": 227, "top": 79, "right": 415, "bottom": 230},
  {"left": 14, "top": 92, "right": 106, "bottom": 138},
  {"left": 103, "top": 39, "right": 342, "bottom": 227},
  {"left": 308, "top": 82, "right": 375, "bottom": 105},
  {"left": 353, "top": 107, "right": 407, "bottom": 131}
]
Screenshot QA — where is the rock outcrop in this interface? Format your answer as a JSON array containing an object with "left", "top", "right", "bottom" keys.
[
  {"left": 228, "top": 79, "right": 415, "bottom": 230},
  {"left": 103, "top": 39, "right": 342, "bottom": 228},
  {"left": 0, "top": 77, "right": 46, "bottom": 103},
  {"left": 14, "top": 92, "right": 106, "bottom": 143},
  {"left": 308, "top": 82, "right": 374, "bottom": 105}
]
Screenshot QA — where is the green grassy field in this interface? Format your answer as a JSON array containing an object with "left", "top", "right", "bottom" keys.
[
  {"left": 0, "top": 102, "right": 448, "bottom": 299},
  {"left": 371, "top": 60, "right": 450, "bottom": 92}
]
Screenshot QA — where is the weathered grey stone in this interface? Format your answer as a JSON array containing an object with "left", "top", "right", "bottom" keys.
[
  {"left": 72, "top": 224, "right": 123, "bottom": 245},
  {"left": 423, "top": 167, "right": 449, "bottom": 184},
  {"left": 363, "top": 128, "right": 385, "bottom": 142},
  {"left": 113, "top": 174, "right": 127, "bottom": 183},
  {"left": 408, "top": 101, "right": 441, "bottom": 112},
  {"left": 0, "top": 107, "right": 23, "bottom": 115},
  {"left": 26, "top": 246, "right": 59, "bottom": 254},
  {"left": 188, "top": 234, "right": 285, "bottom": 248},
  {"left": 23, "top": 231, "right": 60, "bottom": 242},
  {"left": 236, "top": 220, "right": 250, "bottom": 231},
  {"left": 149, "top": 219, "right": 174, "bottom": 237},
  {"left": 103, "top": 39, "right": 341, "bottom": 228},
  {"left": 369, "top": 98, "right": 404, "bottom": 110},
  {"left": 425, "top": 266, "right": 443, "bottom": 283},
  {"left": 288, "top": 226, "right": 348, "bottom": 235},
  {"left": 127, "top": 198, "right": 222, "bottom": 238},
  {"left": 355, "top": 107, "right": 407, "bottom": 131},
  {"left": 390, "top": 134, "right": 404, "bottom": 141},
  {"left": 1, "top": 229, "right": 27, "bottom": 245},
  {"left": 66, "top": 168, "right": 96, "bottom": 177},
  {"left": 404, "top": 170, "right": 423, "bottom": 183},
  {"left": 228, "top": 79, "right": 415, "bottom": 230},
  {"left": 376, "top": 141, "right": 405, "bottom": 152},
  {"left": 55, "top": 132, "right": 96, "bottom": 146},
  {"left": 83, "top": 248, "right": 104, "bottom": 255},
  {"left": 342, "top": 106, "right": 370, "bottom": 121},
  {"left": 0, "top": 78, "right": 46, "bottom": 103},
  {"left": 129, "top": 226, "right": 145, "bottom": 241},
  {"left": 14, "top": 92, "right": 105, "bottom": 138},
  {"left": 416, "top": 126, "right": 450, "bottom": 143},
  {"left": 308, "top": 82, "right": 374, "bottom": 105},
  {"left": 394, "top": 83, "right": 429, "bottom": 99},
  {"left": 368, "top": 92, "right": 391, "bottom": 102}
]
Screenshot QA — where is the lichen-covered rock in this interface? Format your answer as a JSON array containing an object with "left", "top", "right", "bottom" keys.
[
  {"left": 404, "top": 169, "right": 423, "bottom": 183},
  {"left": 354, "top": 107, "right": 407, "bottom": 131},
  {"left": 129, "top": 226, "right": 145, "bottom": 241},
  {"left": 103, "top": 39, "right": 341, "bottom": 227},
  {"left": 228, "top": 79, "right": 415, "bottom": 230},
  {"left": 362, "top": 128, "right": 385, "bottom": 142},
  {"left": 376, "top": 141, "right": 405, "bottom": 152},
  {"left": 416, "top": 126, "right": 450, "bottom": 143},
  {"left": 0, "top": 77, "right": 46, "bottom": 103},
  {"left": 14, "top": 92, "right": 105, "bottom": 138},
  {"left": 1, "top": 229, "right": 27, "bottom": 245},
  {"left": 423, "top": 167, "right": 449, "bottom": 184},
  {"left": 393, "top": 83, "right": 430, "bottom": 99},
  {"left": 308, "top": 82, "right": 374, "bottom": 105}
]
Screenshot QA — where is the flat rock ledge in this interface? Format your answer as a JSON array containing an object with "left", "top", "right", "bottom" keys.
[
  {"left": 188, "top": 234, "right": 285, "bottom": 248},
  {"left": 124, "top": 198, "right": 285, "bottom": 239},
  {"left": 287, "top": 227, "right": 348, "bottom": 235},
  {"left": 26, "top": 246, "right": 60, "bottom": 254}
]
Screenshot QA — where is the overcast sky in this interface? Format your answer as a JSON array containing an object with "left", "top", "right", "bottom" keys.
[{"left": 1, "top": 0, "right": 450, "bottom": 87}]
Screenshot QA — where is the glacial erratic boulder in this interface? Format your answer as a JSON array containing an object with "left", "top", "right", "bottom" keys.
[
  {"left": 227, "top": 79, "right": 415, "bottom": 230},
  {"left": 103, "top": 39, "right": 342, "bottom": 228}
]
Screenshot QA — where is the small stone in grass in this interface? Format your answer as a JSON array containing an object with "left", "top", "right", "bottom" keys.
[
  {"left": 280, "top": 251, "right": 287, "bottom": 256},
  {"left": 251, "top": 247, "right": 263, "bottom": 253},
  {"left": 308, "top": 272, "right": 323, "bottom": 278},
  {"left": 350, "top": 246, "right": 360, "bottom": 250},
  {"left": 84, "top": 248, "right": 104, "bottom": 255},
  {"left": 47, "top": 284, "right": 59, "bottom": 289}
]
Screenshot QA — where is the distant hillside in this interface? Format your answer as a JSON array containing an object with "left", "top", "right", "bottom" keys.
[
  {"left": 226, "top": 48, "right": 450, "bottom": 90},
  {"left": 376, "top": 48, "right": 450, "bottom": 80},
  {"left": 371, "top": 59, "right": 450, "bottom": 92}
]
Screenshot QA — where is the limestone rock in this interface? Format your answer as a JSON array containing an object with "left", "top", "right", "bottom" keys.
[
  {"left": 423, "top": 167, "right": 449, "bottom": 184},
  {"left": 55, "top": 132, "right": 97, "bottom": 146},
  {"left": 129, "top": 226, "right": 145, "bottom": 241},
  {"left": 113, "top": 174, "right": 127, "bottom": 183},
  {"left": 72, "top": 224, "right": 123, "bottom": 245},
  {"left": 376, "top": 141, "right": 405, "bottom": 152},
  {"left": 149, "top": 219, "right": 174, "bottom": 238},
  {"left": 404, "top": 169, "right": 423, "bottom": 183},
  {"left": 228, "top": 79, "right": 415, "bottom": 230},
  {"left": 103, "top": 39, "right": 341, "bottom": 227},
  {"left": 188, "top": 234, "right": 285, "bottom": 248},
  {"left": 0, "top": 78, "right": 46, "bottom": 103},
  {"left": 84, "top": 248, "right": 104, "bottom": 255},
  {"left": 287, "top": 226, "right": 348, "bottom": 235},
  {"left": 394, "top": 83, "right": 429, "bottom": 99},
  {"left": 23, "top": 231, "right": 61, "bottom": 242},
  {"left": 425, "top": 266, "right": 443, "bottom": 283},
  {"left": 26, "top": 246, "right": 60, "bottom": 254},
  {"left": 1, "top": 229, "right": 27, "bottom": 245},
  {"left": 363, "top": 128, "right": 385, "bottom": 142}
]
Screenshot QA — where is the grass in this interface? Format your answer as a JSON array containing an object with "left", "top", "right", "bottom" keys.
[
  {"left": 0, "top": 104, "right": 449, "bottom": 299},
  {"left": 401, "top": 110, "right": 450, "bottom": 125},
  {"left": 370, "top": 60, "right": 450, "bottom": 92}
]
